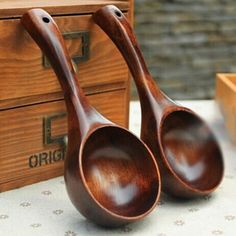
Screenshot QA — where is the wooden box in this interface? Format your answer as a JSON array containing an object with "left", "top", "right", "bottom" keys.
[
  {"left": 216, "top": 73, "right": 236, "bottom": 143},
  {"left": 0, "top": 0, "right": 133, "bottom": 192}
]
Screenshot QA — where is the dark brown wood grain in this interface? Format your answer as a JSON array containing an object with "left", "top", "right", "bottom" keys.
[
  {"left": 21, "top": 9, "right": 161, "bottom": 227},
  {"left": 93, "top": 5, "right": 224, "bottom": 198}
]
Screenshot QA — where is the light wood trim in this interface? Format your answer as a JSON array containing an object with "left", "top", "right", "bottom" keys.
[
  {"left": 0, "top": 0, "right": 129, "bottom": 19},
  {"left": 124, "top": 0, "right": 133, "bottom": 128},
  {"left": 128, "top": 0, "right": 134, "bottom": 26},
  {"left": 216, "top": 74, "right": 236, "bottom": 94},
  {"left": 216, "top": 73, "right": 236, "bottom": 143},
  {"left": 216, "top": 74, "right": 236, "bottom": 107}
]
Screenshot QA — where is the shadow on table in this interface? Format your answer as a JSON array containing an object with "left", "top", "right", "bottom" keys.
[
  {"left": 61, "top": 190, "right": 223, "bottom": 235},
  {"left": 160, "top": 191, "right": 219, "bottom": 208},
  {"left": 68, "top": 217, "right": 156, "bottom": 235}
]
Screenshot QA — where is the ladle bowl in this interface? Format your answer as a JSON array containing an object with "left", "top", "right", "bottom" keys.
[
  {"left": 21, "top": 9, "right": 161, "bottom": 227},
  {"left": 93, "top": 5, "right": 224, "bottom": 198},
  {"left": 81, "top": 126, "right": 160, "bottom": 217},
  {"left": 158, "top": 108, "right": 224, "bottom": 196}
]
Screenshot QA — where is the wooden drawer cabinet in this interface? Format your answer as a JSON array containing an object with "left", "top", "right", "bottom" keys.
[
  {"left": 216, "top": 74, "right": 236, "bottom": 143},
  {"left": 0, "top": 0, "right": 133, "bottom": 191}
]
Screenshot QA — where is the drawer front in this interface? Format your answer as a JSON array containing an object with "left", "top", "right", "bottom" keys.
[
  {"left": 0, "top": 89, "right": 128, "bottom": 192},
  {"left": 0, "top": 14, "right": 128, "bottom": 109}
]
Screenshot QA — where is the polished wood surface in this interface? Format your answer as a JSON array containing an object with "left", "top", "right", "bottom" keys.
[
  {"left": 0, "top": 0, "right": 129, "bottom": 19},
  {"left": 0, "top": 89, "right": 128, "bottom": 192},
  {"left": 93, "top": 5, "right": 224, "bottom": 198},
  {"left": 21, "top": 9, "right": 161, "bottom": 227},
  {"left": 216, "top": 73, "right": 236, "bottom": 143},
  {"left": 0, "top": 14, "right": 128, "bottom": 110}
]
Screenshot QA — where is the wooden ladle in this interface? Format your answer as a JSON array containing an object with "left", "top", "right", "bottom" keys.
[
  {"left": 93, "top": 5, "right": 224, "bottom": 198},
  {"left": 21, "top": 9, "right": 161, "bottom": 227}
]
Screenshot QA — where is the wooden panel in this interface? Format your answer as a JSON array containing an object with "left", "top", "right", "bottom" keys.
[
  {"left": 0, "top": 81, "right": 127, "bottom": 111},
  {"left": 0, "top": 0, "right": 129, "bottom": 19},
  {"left": 216, "top": 74, "right": 236, "bottom": 143},
  {"left": 129, "top": 0, "right": 134, "bottom": 26},
  {"left": 0, "top": 89, "right": 128, "bottom": 192},
  {"left": 0, "top": 14, "right": 129, "bottom": 109}
]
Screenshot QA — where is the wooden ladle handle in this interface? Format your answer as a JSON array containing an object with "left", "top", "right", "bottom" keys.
[
  {"left": 21, "top": 9, "right": 88, "bottom": 106},
  {"left": 93, "top": 5, "right": 166, "bottom": 107},
  {"left": 21, "top": 9, "right": 100, "bottom": 137},
  {"left": 94, "top": 6, "right": 153, "bottom": 83},
  {"left": 94, "top": 6, "right": 148, "bottom": 78}
]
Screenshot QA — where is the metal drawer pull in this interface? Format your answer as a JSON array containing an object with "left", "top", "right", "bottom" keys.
[
  {"left": 42, "top": 31, "right": 90, "bottom": 68},
  {"left": 43, "top": 112, "right": 67, "bottom": 147}
]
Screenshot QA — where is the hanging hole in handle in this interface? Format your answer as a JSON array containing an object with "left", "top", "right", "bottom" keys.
[
  {"left": 42, "top": 17, "right": 50, "bottom": 23},
  {"left": 115, "top": 10, "right": 122, "bottom": 18}
]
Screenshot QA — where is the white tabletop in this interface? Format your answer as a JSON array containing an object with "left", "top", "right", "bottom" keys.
[{"left": 0, "top": 100, "right": 235, "bottom": 236}]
